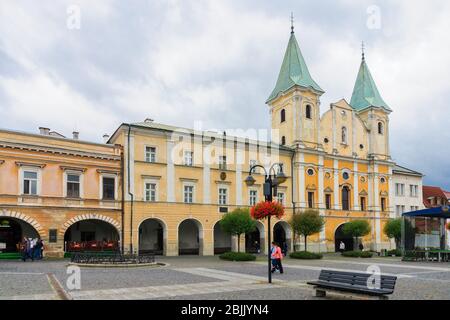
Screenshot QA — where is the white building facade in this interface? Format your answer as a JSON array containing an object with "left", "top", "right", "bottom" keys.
[{"left": 392, "top": 165, "right": 424, "bottom": 218}]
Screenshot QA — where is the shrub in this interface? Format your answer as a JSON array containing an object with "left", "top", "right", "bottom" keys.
[
  {"left": 289, "top": 251, "right": 323, "bottom": 260},
  {"left": 387, "top": 249, "right": 402, "bottom": 257},
  {"left": 219, "top": 252, "right": 256, "bottom": 262},
  {"left": 359, "top": 251, "right": 373, "bottom": 258},
  {"left": 342, "top": 251, "right": 373, "bottom": 258}
]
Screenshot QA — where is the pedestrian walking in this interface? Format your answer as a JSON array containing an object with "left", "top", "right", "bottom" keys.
[
  {"left": 339, "top": 241, "right": 345, "bottom": 253},
  {"left": 20, "top": 237, "right": 32, "bottom": 261},
  {"left": 34, "top": 238, "right": 44, "bottom": 260},
  {"left": 359, "top": 242, "right": 364, "bottom": 251},
  {"left": 271, "top": 242, "right": 284, "bottom": 274},
  {"left": 282, "top": 242, "right": 288, "bottom": 257}
]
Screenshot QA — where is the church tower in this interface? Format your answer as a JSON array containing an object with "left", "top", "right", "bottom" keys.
[
  {"left": 349, "top": 50, "right": 392, "bottom": 160},
  {"left": 267, "top": 23, "right": 324, "bottom": 148}
]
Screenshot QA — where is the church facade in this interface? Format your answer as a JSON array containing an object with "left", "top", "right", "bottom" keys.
[{"left": 109, "top": 27, "right": 395, "bottom": 255}]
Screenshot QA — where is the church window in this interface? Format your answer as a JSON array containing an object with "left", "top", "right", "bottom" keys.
[
  {"left": 378, "top": 122, "right": 384, "bottom": 135},
  {"left": 342, "top": 186, "right": 350, "bottom": 211},
  {"left": 341, "top": 127, "right": 347, "bottom": 144},
  {"left": 281, "top": 136, "right": 286, "bottom": 146},
  {"left": 307, "top": 168, "right": 315, "bottom": 176},
  {"left": 305, "top": 105, "right": 312, "bottom": 119},
  {"left": 342, "top": 172, "right": 350, "bottom": 180},
  {"left": 324, "top": 138, "right": 329, "bottom": 144},
  {"left": 281, "top": 109, "right": 286, "bottom": 123}
]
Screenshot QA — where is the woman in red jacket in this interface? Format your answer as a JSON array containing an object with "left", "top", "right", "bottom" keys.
[{"left": 271, "top": 242, "right": 284, "bottom": 274}]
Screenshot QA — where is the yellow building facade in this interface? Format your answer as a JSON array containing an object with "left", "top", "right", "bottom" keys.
[{"left": 0, "top": 128, "right": 122, "bottom": 257}]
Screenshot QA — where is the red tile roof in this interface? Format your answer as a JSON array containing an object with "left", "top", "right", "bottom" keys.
[{"left": 423, "top": 186, "right": 449, "bottom": 208}]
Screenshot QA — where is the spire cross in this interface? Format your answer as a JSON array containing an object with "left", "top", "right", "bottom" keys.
[
  {"left": 361, "top": 41, "right": 365, "bottom": 61},
  {"left": 291, "top": 12, "right": 294, "bottom": 34}
]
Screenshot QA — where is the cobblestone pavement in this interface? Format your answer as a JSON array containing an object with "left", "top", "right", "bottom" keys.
[{"left": 1, "top": 255, "right": 449, "bottom": 300}]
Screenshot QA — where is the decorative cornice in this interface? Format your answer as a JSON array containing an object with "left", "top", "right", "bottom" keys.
[
  {"left": 306, "top": 184, "right": 317, "bottom": 191},
  {"left": 0, "top": 141, "right": 120, "bottom": 161},
  {"left": 142, "top": 175, "right": 161, "bottom": 180},
  {"left": 324, "top": 187, "right": 333, "bottom": 193},
  {"left": 60, "top": 166, "right": 87, "bottom": 172},
  {"left": 380, "top": 191, "right": 389, "bottom": 197},
  {"left": 15, "top": 161, "right": 46, "bottom": 168},
  {"left": 180, "top": 178, "right": 199, "bottom": 183},
  {"left": 96, "top": 169, "right": 119, "bottom": 175},
  {"left": 359, "top": 189, "right": 368, "bottom": 196}
]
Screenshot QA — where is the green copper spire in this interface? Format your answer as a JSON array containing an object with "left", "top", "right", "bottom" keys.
[
  {"left": 267, "top": 28, "right": 324, "bottom": 103},
  {"left": 350, "top": 51, "right": 392, "bottom": 112}
]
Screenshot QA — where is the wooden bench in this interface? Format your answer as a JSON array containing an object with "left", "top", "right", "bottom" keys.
[{"left": 307, "top": 270, "right": 397, "bottom": 300}]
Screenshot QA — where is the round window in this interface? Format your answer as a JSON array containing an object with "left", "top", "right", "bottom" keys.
[
  {"left": 324, "top": 138, "right": 329, "bottom": 144},
  {"left": 307, "top": 168, "right": 315, "bottom": 176},
  {"left": 360, "top": 176, "right": 366, "bottom": 183},
  {"left": 380, "top": 177, "right": 386, "bottom": 183},
  {"left": 343, "top": 172, "right": 350, "bottom": 180},
  {"left": 325, "top": 172, "right": 331, "bottom": 179},
  {"left": 359, "top": 144, "right": 364, "bottom": 150}
]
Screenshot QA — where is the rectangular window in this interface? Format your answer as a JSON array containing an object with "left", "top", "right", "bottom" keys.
[
  {"left": 396, "top": 205, "right": 401, "bottom": 216},
  {"left": 145, "top": 183, "right": 157, "bottom": 202},
  {"left": 67, "top": 174, "right": 80, "bottom": 198},
  {"left": 219, "top": 188, "right": 227, "bottom": 205},
  {"left": 219, "top": 156, "right": 227, "bottom": 171},
  {"left": 145, "top": 146, "right": 156, "bottom": 163},
  {"left": 360, "top": 197, "right": 366, "bottom": 211},
  {"left": 102, "top": 177, "right": 115, "bottom": 200},
  {"left": 184, "top": 151, "right": 193, "bottom": 166},
  {"left": 307, "top": 192, "right": 314, "bottom": 208},
  {"left": 325, "top": 194, "right": 331, "bottom": 210},
  {"left": 410, "top": 185, "right": 418, "bottom": 197},
  {"left": 184, "top": 185, "right": 194, "bottom": 203},
  {"left": 249, "top": 190, "right": 257, "bottom": 206},
  {"left": 23, "top": 171, "right": 38, "bottom": 195},
  {"left": 277, "top": 192, "right": 285, "bottom": 206},
  {"left": 249, "top": 159, "right": 258, "bottom": 173},
  {"left": 395, "top": 183, "right": 405, "bottom": 196},
  {"left": 381, "top": 197, "right": 386, "bottom": 212}
]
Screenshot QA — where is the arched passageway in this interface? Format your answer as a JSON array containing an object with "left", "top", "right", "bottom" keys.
[
  {"left": 0, "top": 217, "right": 40, "bottom": 253},
  {"left": 335, "top": 223, "right": 354, "bottom": 252},
  {"left": 64, "top": 219, "right": 120, "bottom": 252},
  {"left": 139, "top": 218, "right": 166, "bottom": 255},
  {"left": 178, "top": 219, "right": 203, "bottom": 255},
  {"left": 213, "top": 222, "right": 232, "bottom": 254}
]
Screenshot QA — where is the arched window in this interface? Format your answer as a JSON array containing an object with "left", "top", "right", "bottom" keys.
[
  {"left": 281, "top": 136, "right": 286, "bottom": 146},
  {"left": 305, "top": 105, "right": 312, "bottom": 119},
  {"left": 378, "top": 122, "right": 384, "bottom": 135},
  {"left": 342, "top": 186, "right": 350, "bottom": 211},
  {"left": 341, "top": 127, "right": 347, "bottom": 144},
  {"left": 280, "top": 109, "right": 286, "bottom": 123}
]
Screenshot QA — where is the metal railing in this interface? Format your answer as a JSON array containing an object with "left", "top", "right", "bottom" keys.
[{"left": 70, "top": 252, "right": 155, "bottom": 264}]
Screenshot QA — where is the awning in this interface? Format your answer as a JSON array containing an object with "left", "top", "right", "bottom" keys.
[{"left": 402, "top": 206, "right": 450, "bottom": 219}]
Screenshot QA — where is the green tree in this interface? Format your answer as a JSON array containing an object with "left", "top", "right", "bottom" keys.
[
  {"left": 220, "top": 208, "right": 256, "bottom": 252},
  {"left": 384, "top": 218, "right": 402, "bottom": 248},
  {"left": 289, "top": 209, "right": 325, "bottom": 252},
  {"left": 343, "top": 220, "right": 371, "bottom": 250}
]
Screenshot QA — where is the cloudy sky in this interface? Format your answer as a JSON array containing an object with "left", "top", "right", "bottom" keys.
[{"left": 0, "top": 0, "right": 449, "bottom": 189}]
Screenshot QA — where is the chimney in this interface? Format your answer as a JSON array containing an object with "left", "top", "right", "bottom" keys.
[
  {"left": 144, "top": 118, "right": 154, "bottom": 123},
  {"left": 72, "top": 131, "right": 79, "bottom": 140},
  {"left": 39, "top": 127, "right": 50, "bottom": 135},
  {"left": 102, "top": 134, "right": 110, "bottom": 143}
]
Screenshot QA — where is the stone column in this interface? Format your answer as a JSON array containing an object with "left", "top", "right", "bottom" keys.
[
  {"left": 353, "top": 161, "right": 359, "bottom": 211},
  {"left": 333, "top": 159, "right": 339, "bottom": 209},
  {"left": 298, "top": 152, "right": 306, "bottom": 208}
]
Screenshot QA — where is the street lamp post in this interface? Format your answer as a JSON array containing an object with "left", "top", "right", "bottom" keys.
[{"left": 245, "top": 163, "right": 287, "bottom": 284}]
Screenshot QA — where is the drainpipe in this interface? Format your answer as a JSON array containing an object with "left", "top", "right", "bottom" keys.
[
  {"left": 127, "top": 124, "right": 134, "bottom": 254},
  {"left": 291, "top": 150, "right": 296, "bottom": 215},
  {"left": 120, "top": 144, "right": 125, "bottom": 254}
]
